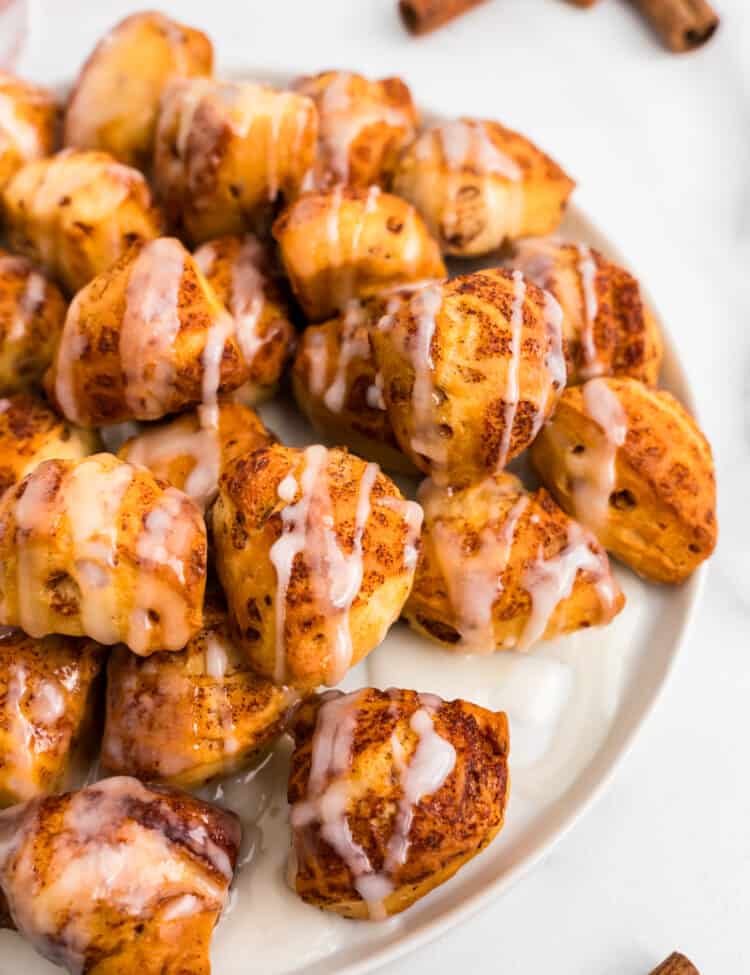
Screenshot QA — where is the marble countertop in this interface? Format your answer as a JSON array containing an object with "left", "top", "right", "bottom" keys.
[{"left": 12, "top": 0, "right": 750, "bottom": 971}]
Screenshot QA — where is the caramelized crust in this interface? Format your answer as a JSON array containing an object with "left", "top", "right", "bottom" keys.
[
  {"left": 0, "top": 72, "right": 58, "bottom": 192},
  {"left": 404, "top": 472, "right": 624, "bottom": 651},
  {"left": 0, "top": 777, "right": 240, "bottom": 974},
  {"left": 0, "top": 630, "right": 105, "bottom": 807},
  {"left": 154, "top": 78, "right": 317, "bottom": 244},
  {"left": 291, "top": 299, "right": 416, "bottom": 474},
  {"left": 370, "top": 268, "right": 566, "bottom": 485},
  {"left": 273, "top": 186, "right": 446, "bottom": 321},
  {"left": 64, "top": 12, "right": 213, "bottom": 168},
  {"left": 530, "top": 377, "right": 717, "bottom": 582},
  {"left": 102, "top": 595, "right": 294, "bottom": 787},
  {"left": 294, "top": 70, "right": 418, "bottom": 189},
  {"left": 119, "top": 401, "right": 275, "bottom": 511},
  {"left": 194, "top": 234, "right": 296, "bottom": 395},
  {"left": 288, "top": 688, "right": 509, "bottom": 918},
  {"left": 1, "top": 149, "right": 163, "bottom": 294},
  {"left": 0, "top": 454, "right": 207, "bottom": 654},
  {"left": 212, "top": 444, "right": 423, "bottom": 690},
  {"left": 0, "top": 392, "right": 98, "bottom": 497},
  {"left": 508, "top": 238, "right": 663, "bottom": 385},
  {"left": 44, "top": 237, "right": 250, "bottom": 427},
  {"left": 0, "top": 252, "right": 67, "bottom": 394},
  {"left": 392, "top": 118, "right": 574, "bottom": 256}
]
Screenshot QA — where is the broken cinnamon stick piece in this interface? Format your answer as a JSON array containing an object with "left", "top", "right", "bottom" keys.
[
  {"left": 566, "top": 0, "right": 601, "bottom": 7},
  {"left": 630, "top": 0, "right": 719, "bottom": 52},
  {"left": 648, "top": 952, "right": 701, "bottom": 975},
  {"left": 399, "top": 0, "right": 489, "bottom": 35}
]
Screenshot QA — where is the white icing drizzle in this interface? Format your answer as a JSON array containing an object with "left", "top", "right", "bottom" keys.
[
  {"left": 419, "top": 477, "right": 528, "bottom": 653},
  {"left": 0, "top": 92, "right": 45, "bottom": 162},
  {"left": 125, "top": 419, "right": 221, "bottom": 512},
  {"left": 30, "top": 680, "right": 65, "bottom": 725},
  {"left": 366, "top": 372, "right": 386, "bottom": 410},
  {"left": 576, "top": 244, "right": 604, "bottom": 380},
  {"left": 0, "top": 256, "right": 47, "bottom": 343},
  {"left": 437, "top": 119, "right": 522, "bottom": 181},
  {"left": 530, "top": 290, "right": 566, "bottom": 441},
  {"left": 305, "top": 329, "right": 329, "bottom": 399},
  {"left": 406, "top": 284, "right": 446, "bottom": 468},
  {"left": 291, "top": 691, "right": 455, "bottom": 920},
  {"left": 120, "top": 238, "right": 186, "bottom": 420},
  {"left": 199, "top": 305, "right": 234, "bottom": 430},
  {"left": 228, "top": 237, "right": 268, "bottom": 367},
  {"left": 3, "top": 665, "right": 34, "bottom": 798},
  {"left": 519, "top": 522, "right": 614, "bottom": 650},
  {"left": 570, "top": 378, "right": 629, "bottom": 531},
  {"left": 379, "top": 495, "right": 423, "bottom": 572},
  {"left": 496, "top": 270, "right": 526, "bottom": 470},
  {"left": 322, "top": 300, "right": 369, "bottom": 413},
  {"left": 205, "top": 633, "right": 230, "bottom": 680},
  {"left": 314, "top": 74, "right": 411, "bottom": 184},
  {"left": 268, "top": 448, "right": 378, "bottom": 685}
]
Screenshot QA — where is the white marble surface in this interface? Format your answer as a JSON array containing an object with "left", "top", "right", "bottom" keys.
[{"left": 10, "top": 0, "right": 750, "bottom": 972}]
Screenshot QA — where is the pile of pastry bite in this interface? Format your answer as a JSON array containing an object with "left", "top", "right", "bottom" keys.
[{"left": 0, "top": 10, "right": 717, "bottom": 973}]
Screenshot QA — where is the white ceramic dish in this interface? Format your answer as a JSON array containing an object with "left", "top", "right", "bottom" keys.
[{"left": 0, "top": 87, "right": 704, "bottom": 975}]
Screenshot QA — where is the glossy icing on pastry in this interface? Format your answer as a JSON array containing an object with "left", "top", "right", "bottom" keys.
[
  {"left": 405, "top": 471, "right": 624, "bottom": 652},
  {"left": 288, "top": 688, "right": 509, "bottom": 918},
  {"left": 212, "top": 444, "right": 423, "bottom": 689},
  {"left": 0, "top": 454, "right": 206, "bottom": 654}
]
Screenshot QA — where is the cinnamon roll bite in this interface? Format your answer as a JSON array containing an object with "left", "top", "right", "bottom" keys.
[
  {"left": 154, "top": 78, "right": 317, "bottom": 244},
  {"left": 102, "top": 594, "right": 295, "bottom": 788},
  {"left": 64, "top": 11, "right": 213, "bottom": 168},
  {"left": 0, "top": 629, "right": 105, "bottom": 807},
  {"left": 211, "top": 444, "right": 423, "bottom": 690},
  {"left": 369, "top": 268, "right": 566, "bottom": 485},
  {"left": 294, "top": 70, "right": 418, "bottom": 189},
  {"left": 403, "top": 471, "right": 624, "bottom": 652},
  {"left": 44, "top": 237, "right": 250, "bottom": 428},
  {"left": 1, "top": 149, "right": 163, "bottom": 294},
  {"left": 0, "top": 392, "right": 97, "bottom": 496},
  {"left": 273, "top": 186, "right": 446, "bottom": 321},
  {"left": 0, "top": 72, "right": 57, "bottom": 192},
  {"left": 288, "top": 688, "right": 509, "bottom": 918},
  {"left": 194, "top": 233, "right": 296, "bottom": 401},
  {"left": 507, "top": 238, "right": 663, "bottom": 385},
  {"left": 0, "top": 453, "right": 207, "bottom": 654},
  {"left": 0, "top": 777, "right": 240, "bottom": 974},
  {"left": 0, "top": 252, "right": 67, "bottom": 394},
  {"left": 530, "top": 376, "right": 717, "bottom": 583},
  {"left": 392, "top": 118, "right": 575, "bottom": 257}
]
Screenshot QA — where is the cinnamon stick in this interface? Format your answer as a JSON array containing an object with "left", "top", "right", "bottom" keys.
[
  {"left": 399, "top": 0, "right": 490, "bottom": 35},
  {"left": 630, "top": 0, "right": 719, "bottom": 52},
  {"left": 648, "top": 952, "right": 701, "bottom": 975},
  {"left": 566, "top": 0, "right": 602, "bottom": 7}
]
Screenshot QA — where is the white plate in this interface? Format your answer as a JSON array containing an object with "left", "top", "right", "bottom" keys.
[{"left": 0, "top": 95, "right": 704, "bottom": 975}]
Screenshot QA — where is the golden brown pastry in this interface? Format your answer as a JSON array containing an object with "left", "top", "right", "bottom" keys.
[
  {"left": 293, "top": 70, "right": 418, "bottom": 189},
  {"left": 212, "top": 444, "right": 423, "bottom": 690},
  {"left": 291, "top": 296, "right": 418, "bottom": 473},
  {"left": 0, "top": 630, "right": 104, "bottom": 807},
  {"left": 370, "top": 268, "right": 566, "bottom": 485},
  {"left": 288, "top": 688, "right": 509, "bottom": 919},
  {"left": 1, "top": 149, "right": 163, "bottom": 294},
  {"left": 273, "top": 186, "right": 446, "bottom": 321},
  {"left": 0, "top": 252, "right": 67, "bottom": 393},
  {"left": 507, "top": 238, "right": 663, "bottom": 385},
  {"left": 0, "top": 453, "right": 207, "bottom": 654},
  {"left": 0, "top": 72, "right": 57, "bottom": 192},
  {"left": 102, "top": 595, "right": 295, "bottom": 788},
  {"left": 530, "top": 377, "right": 717, "bottom": 583},
  {"left": 0, "top": 777, "right": 240, "bottom": 974},
  {"left": 404, "top": 471, "right": 624, "bottom": 651},
  {"left": 194, "top": 233, "right": 296, "bottom": 399},
  {"left": 154, "top": 78, "right": 317, "bottom": 244},
  {"left": 64, "top": 12, "right": 213, "bottom": 168},
  {"left": 119, "top": 401, "right": 275, "bottom": 511},
  {"left": 392, "top": 118, "right": 575, "bottom": 256},
  {"left": 45, "top": 237, "right": 250, "bottom": 427},
  {"left": 0, "top": 391, "right": 97, "bottom": 496}
]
